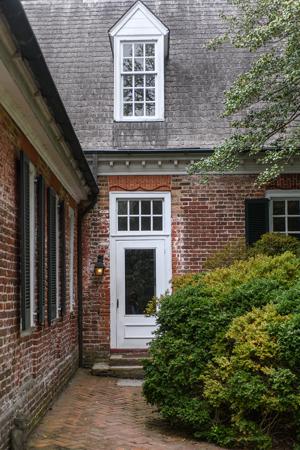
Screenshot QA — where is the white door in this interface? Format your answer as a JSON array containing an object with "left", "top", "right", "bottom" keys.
[{"left": 114, "top": 239, "right": 168, "bottom": 349}]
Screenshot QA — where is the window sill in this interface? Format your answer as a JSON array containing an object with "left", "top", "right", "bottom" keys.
[
  {"left": 114, "top": 118, "right": 165, "bottom": 123},
  {"left": 20, "top": 326, "right": 35, "bottom": 338}
]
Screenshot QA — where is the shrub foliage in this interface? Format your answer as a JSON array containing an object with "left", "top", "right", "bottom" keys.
[
  {"left": 143, "top": 252, "right": 300, "bottom": 449},
  {"left": 250, "top": 232, "right": 300, "bottom": 258},
  {"left": 204, "top": 232, "right": 300, "bottom": 270}
]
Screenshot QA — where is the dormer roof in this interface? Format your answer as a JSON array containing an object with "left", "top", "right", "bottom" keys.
[{"left": 109, "top": 1, "right": 169, "bottom": 57}]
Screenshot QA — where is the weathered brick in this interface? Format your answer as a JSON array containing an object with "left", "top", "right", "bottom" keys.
[
  {"left": 81, "top": 173, "right": 300, "bottom": 364},
  {"left": 0, "top": 106, "right": 79, "bottom": 450}
]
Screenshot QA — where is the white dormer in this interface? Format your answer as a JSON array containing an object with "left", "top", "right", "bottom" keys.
[{"left": 109, "top": 1, "right": 169, "bottom": 122}]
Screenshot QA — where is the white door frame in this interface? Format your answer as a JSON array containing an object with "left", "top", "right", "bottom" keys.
[{"left": 109, "top": 192, "right": 172, "bottom": 349}]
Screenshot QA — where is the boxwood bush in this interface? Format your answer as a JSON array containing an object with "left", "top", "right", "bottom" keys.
[
  {"left": 143, "top": 252, "right": 300, "bottom": 449},
  {"left": 203, "top": 232, "right": 300, "bottom": 270}
]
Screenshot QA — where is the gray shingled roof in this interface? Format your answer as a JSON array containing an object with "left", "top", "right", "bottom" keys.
[{"left": 21, "top": 0, "right": 253, "bottom": 151}]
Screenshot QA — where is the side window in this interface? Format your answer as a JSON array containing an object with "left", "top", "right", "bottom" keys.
[
  {"left": 48, "top": 193, "right": 67, "bottom": 321},
  {"left": 56, "top": 196, "right": 60, "bottom": 316},
  {"left": 19, "top": 152, "right": 36, "bottom": 331},
  {"left": 37, "top": 175, "right": 46, "bottom": 325},
  {"left": 59, "top": 200, "right": 67, "bottom": 316},
  {"left": 47, "top": 187, "right": 57, "bottom": 324},
  {"left": 271, "top": 199, "right": 300, "bottom": 238},
  {"left": 245, "top": 196, "right": 300, "bottom": 246},
  {"left": 69, "top": 207, "right": 75, "bottom": 312}
]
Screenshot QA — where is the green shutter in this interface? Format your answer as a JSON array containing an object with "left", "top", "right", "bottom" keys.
[
  {"left": 47, "top": 188, "right": 57, "bottom": 324},
  {"left": 60, "top": 200, "right": 66, "bottom": 316},
  {"left": 37, "top": 175, "right": 45, "bottom": 325},
  {"left": 245, "top": 198, "right": 269, "bottom": 245},
  {"left": 20, "top": 151, "right": 31, "bottom": 331}
]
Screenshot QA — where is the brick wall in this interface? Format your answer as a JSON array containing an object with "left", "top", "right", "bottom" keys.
[
  {"left": 81, "top": 173, "right": 300, "bottom": 363},
  {"left": 0, "top": 106, "right": 79, "bottom": 449}
]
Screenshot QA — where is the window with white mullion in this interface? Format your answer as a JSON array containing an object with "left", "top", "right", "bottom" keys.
[
  {"left": 117, "top": 199, "right": 163, "bottom": 232},
  {"left": 121, "top": 41, "right": 156, "bottom": 118},
  {"left": 272, "top": 198, "right": 300, "bottom": 237}
]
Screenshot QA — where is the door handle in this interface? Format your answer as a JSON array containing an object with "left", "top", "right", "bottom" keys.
[{"left": 117, "top": 298, "right": 119, "bottom": 309}]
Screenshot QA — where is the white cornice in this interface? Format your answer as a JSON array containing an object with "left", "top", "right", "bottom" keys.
[
  {"left": 0, "top": 20, "right": 89, "bottom": 203},
  {"left": 85, "top": 152, "right": 300, "bottom": 177}
]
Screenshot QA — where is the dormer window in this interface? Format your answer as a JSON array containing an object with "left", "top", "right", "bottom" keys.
[
  {"left": 122, "top": 41, "right": 156, "bottom": 118},
  {"left": 109, "top": 1, "right": 169, "bottom": 122}
]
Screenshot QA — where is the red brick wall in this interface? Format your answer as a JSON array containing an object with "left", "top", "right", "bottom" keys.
[
  {"left": 81, "top": 173, "right": 300, "bottom": 364},
  {"left": 82, "top": 177, "right": 110, "bottom": 365},
  {"left": 0, "top": 106, "right": 79, "bottom": 449}
]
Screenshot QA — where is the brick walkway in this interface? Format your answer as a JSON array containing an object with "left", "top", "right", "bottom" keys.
[{"left": 27, "top": 369, "right": 223, "bottom": 450}]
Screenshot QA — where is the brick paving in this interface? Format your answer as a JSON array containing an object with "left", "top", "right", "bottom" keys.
[{"left": 27, "top": 369, "right": 223, "bottom": 450}]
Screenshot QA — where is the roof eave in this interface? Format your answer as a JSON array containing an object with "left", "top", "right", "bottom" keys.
[{"left": 0, "top": 0, "right": 99, "bottom": 198}]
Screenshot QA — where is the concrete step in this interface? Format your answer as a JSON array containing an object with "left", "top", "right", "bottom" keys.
[{"left": 91, "top": 362, "right": 144, "bottom": 379}]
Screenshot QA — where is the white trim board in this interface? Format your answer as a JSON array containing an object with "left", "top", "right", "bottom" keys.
[{"left": 109, "top": 191, "right": 172, "bottom": 349}]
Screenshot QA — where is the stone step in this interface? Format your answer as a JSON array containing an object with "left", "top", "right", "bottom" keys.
[
  {"left": 109, "top": 354, "right": 150, "bottom": 367},
  {"left": 91, "top": 362, "right": 145, "bottom": 379}
]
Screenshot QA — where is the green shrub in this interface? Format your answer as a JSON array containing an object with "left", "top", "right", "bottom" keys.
[
  {"left": 203, "top": 252, "right": 300, "bottom": 296},
  {"left": 172, "top": 272, "right": 203, "bottom": 291},
  {"left": 143, "top": 253, "right": 300, "bottom": 449},
  {"left": 204, "top": 238, "right": 248, "bottom": 270},
  {"left": 202, "top": 303, "right": 300, "bottom": 448},
  {"left": 250, "top": 232, "right": 300, "bottom": 258},
  {"left": 202, "top": 233, "right": 300, "bottom": 272}
]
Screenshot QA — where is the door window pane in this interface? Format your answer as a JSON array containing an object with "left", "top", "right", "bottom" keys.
[
  {"left": 141, "top": 217, "right": 151, "bottom": 231},
  {"left": 153, "top": 216, "right": 163, "bottom": 231},
  {"left": 118, "top": 200, "right": 128, "bottom": 215},
  {"left": 141, "top": 201, "right": 151, "bottom": 215},
  {"left": 153, "top": 200, "right": 163, "bottom": 215},
  {"left": 118, "top": 217, "right": 128, "bottom": 231},
  {"left": 117, "top": 199, "right": 164, "bottom": 232},
  {"left": 130, "top": 217, "right": 139, "bottom": 231},
  {"left": 129, "top": 201, "right": 139, "bottom": 215},
  {"left": 125, "top": 249, "right": 156, "bottom": 315}
]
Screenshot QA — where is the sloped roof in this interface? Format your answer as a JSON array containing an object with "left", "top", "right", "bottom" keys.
[
  {"left": 21, "top": 0, "right": 253, "bottom": 151},
  {"left": 1, "top": 0, "right": 98, "bottom": 197}
]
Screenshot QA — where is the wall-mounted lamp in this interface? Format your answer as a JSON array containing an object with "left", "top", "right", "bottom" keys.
[{"left": 94, "top": 255, "right": 105, "bottom": 279}]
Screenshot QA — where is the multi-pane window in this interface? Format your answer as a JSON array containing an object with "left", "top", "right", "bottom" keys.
[
  {"left": 56, "top": 197, "right": 60, "bottom": 317},
  {"left": 29, "top": 163, "right": 36, "bottom": 327},
  {"left": 122, "top": 42, "right": 156, "bottom": 118},
  {"left": 272, "top": 199, "right": 300, "bottom": 238},
  {"left": 117, "top": 199, "right": 163, "bottom": 232},
  {"left": 69, "top": 207, "right": 75, "bottom": 312}
]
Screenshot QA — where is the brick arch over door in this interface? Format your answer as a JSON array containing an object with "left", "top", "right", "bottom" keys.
[{"left": 108, "top": 175, "right": 171, "bottom": 192}]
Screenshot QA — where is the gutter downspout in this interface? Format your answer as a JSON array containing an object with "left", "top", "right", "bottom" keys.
[{"left": 77, "top": 194, "right": 98, "bottom": 367}]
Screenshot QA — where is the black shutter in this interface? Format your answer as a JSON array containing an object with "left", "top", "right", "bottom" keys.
[
  {"left": 20, "top": 151, "right": 31, "bottom": 331},
  {"left": 245, "top": 198, "right": 269, "bottom": 245},
  {"left": 37, "top": 175, "right": 45, "bottom": 325},
  {"left": 60, "top": 201, "right": 66, "bottom": 316},
  {"left": 47, "top": 188, "right": 57, "bottom": 324}
]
